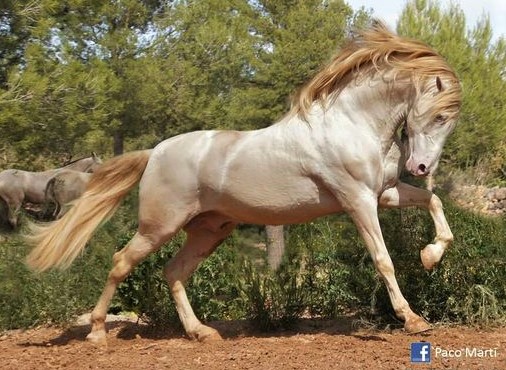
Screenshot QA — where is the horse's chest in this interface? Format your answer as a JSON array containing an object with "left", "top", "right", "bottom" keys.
[{"left": 382, "top": 141, "right": 405, "bottom": 189}]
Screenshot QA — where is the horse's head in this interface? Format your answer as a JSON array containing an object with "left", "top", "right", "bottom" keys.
[
  {"left": 88, "top": 152, "right": 103, "bottom": 173},
  {"left": 63, "top": 152, "right": 103, "bottom": 173},
  {"left": 404, "top": 75, "right": 461, "bottom": 176}
]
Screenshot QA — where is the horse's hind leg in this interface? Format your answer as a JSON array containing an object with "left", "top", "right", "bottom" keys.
[
  {"left": 86, "top": 224, "right": 183, "bottom": 345},
  {"left": 5, "top": 199, "right": 21, "bottom": 229},
  {"left": 164, "top": 214, "right": 236, "bottom": 341}
]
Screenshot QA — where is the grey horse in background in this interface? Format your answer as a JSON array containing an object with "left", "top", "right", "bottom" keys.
[
  {"left": 45, "top": 170, "right": 92, "bottom": 219},
  {"left": 0, "top": 153, "right": 101, "bottom": 228}
]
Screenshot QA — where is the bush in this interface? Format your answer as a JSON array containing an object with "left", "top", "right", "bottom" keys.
[
  {"left": 0, "top": 230, "right": 114, "bottom": 329},
  {"left": 357, "top": 194, "right": 506, "bottom": 326},
  {"left": 1, "top": 194, "right": 504, "bottom": 332},
  {"left": 238, "top": 196, "right": 506, "bottom": 329}
]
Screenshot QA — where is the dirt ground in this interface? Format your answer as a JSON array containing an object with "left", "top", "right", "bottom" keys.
[{"left": 1, "top": 318, "right": 505, "bottom": 370}]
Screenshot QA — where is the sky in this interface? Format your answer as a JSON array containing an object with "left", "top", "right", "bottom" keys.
[{"left": 346, "top": 0, "right": 506, "bottom": 42}]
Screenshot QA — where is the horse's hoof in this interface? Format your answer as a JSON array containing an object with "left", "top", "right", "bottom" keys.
[
  {"left": 86, "top": 330, "right": 108, "bottom": 347},
  {"left": 420, "top": 243, "right": 444, "bottom": 270},
  {"left": 192, "top": 325, "right": 223, "bottom": 342},
  {"left": 404, "top": 317, "right": 431, "bottom": 334}
]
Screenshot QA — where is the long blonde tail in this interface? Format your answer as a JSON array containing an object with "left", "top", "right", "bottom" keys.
[{"left": 26, "top": 150, "right": 152, "bottom": 272}]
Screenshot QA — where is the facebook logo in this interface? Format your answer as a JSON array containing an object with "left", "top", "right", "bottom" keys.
[{"left": 411, "top": 342, "right": 431, "bottom": 363}]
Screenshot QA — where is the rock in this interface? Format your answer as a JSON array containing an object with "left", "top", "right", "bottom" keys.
[
  {"left": 486, "top": 187, "right": 506, "bottom": 201},
  {"left": 486, "top": 189, "right": 497, "bottom": 201},
  {"left": 76, "top": 312, "right": 139, "bottom": 326},
  {"left": 500, "top": 199, "right": 506, "bottom": 209},
  {"left": 495, "top": 188, "right": 506, "bottom": 201},
  {"left": 451, "top": 185, "right": 505, "bottom": 216},
  {"left": 488, "top": 202, "right": 500, "bottom": 211}
]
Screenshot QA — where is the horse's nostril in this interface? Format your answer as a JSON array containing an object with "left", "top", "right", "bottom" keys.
[{"left": 418, "top": 164, "right": 427, "bottom": 173}]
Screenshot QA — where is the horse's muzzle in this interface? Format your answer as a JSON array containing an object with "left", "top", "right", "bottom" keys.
[{"left": 406, "top": 158, "right": 430, "bottom": 177}]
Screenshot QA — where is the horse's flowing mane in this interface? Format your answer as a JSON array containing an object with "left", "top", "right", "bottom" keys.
[
  {"left": 291, "top": 22, "right": 461, "bottom": 119},
  {"left": 63, "top": 153, "right": 98, "bottom": 167},
  {"left": 63, "top": 156, "right": 89, "bottom": 166}
]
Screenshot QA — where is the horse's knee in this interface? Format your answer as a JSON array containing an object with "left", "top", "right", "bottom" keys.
[{"left": 373, "top": 253, "right": 395, "bottom": 277}]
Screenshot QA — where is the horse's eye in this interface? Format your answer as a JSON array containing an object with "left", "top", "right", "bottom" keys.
[{"left": 434, "top": 114, "right": 446, "bottom": 123}]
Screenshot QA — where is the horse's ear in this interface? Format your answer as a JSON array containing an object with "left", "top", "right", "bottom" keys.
[
  {"left": 436, "top": 76, "right": 444, "bottom": 92},
  {"left": 64, "top": 154, "right": 72, "bottom": 165},
  {"left": 91, "top": 151, "right": 97, "bottom": 158}
]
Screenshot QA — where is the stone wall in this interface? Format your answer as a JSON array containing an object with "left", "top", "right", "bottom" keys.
[
  {"left": 485, "top": 187, "right": 506, "bottom": 214},
  {"left": 449, "top": 185, "right": 506, "bottom": 216}
]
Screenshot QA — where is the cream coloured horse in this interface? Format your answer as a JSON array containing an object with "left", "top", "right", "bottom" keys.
[
  {"left": 26, "top": 24, "right": 461, "bottom": 344},
  {"left": 0, "top": 153, "right": 102, "bottom": 228}
]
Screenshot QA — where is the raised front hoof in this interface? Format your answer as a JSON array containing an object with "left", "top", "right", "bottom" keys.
[
  {"left": 86, "top": 330, "right": 108, "bottom": 347},
  {"left": 420, "top": 243, "right": 445, "bottom": 271},
  {"left": 404, "top": 317, "right": 431, "bottom": 334},
  {"left": 189, "top": 325, "right": 223, "bottom": 342}
]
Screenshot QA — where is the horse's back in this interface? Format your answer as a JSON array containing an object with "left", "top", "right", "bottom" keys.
[{"left": 140, "top": 130, "right": 240, "bottom": 200}]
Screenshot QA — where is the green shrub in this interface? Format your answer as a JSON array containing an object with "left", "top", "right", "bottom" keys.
[
  {"left": 0, "top": 231, "right": 114, "bottom": 330},
  {"left": 238, "top": 256, "right": 307, "bottom": 330},
  {"left": 238, "top": 197, "right": 506, "bottom": 329},
  {"left": 370, "top": 195, "right": 506, "bottom": 326},
  {"left": 1, "top": 193, "right": 504, "bottom": 332}
]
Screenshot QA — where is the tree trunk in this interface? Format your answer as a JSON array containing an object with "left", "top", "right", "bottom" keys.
[
  {"left": 266, "top": 225, "right": 285, "bottom": 270},
  {"left": 113, "top": 130, "right": 124, "bottom": 155}
]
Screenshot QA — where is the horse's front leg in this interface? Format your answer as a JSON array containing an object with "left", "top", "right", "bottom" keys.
[
  {"left": 7, "top": 200, "right": 21, "bottom": 228},
  {"left": 347, "top": 194, "right": 430, "bottom": 333},
  {"left": 379, "top": 182, "right": 453, "bottom": 270}
]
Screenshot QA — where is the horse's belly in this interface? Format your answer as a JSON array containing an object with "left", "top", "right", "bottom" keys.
[
  {"left": 206, "top": 178, "right": 342, "bottom": 225},
  {"left": 226, "top": 202, "right": 342, "bottom": 225}
]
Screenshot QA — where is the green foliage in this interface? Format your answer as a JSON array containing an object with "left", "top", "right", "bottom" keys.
[
  {"left": 2, "top": 0, "right": 503, "bottom": 182},
  {"left": 0, "top": 229, "right": 114, "bottom": 329},
  {"left": 238, "top": 255, "right": 308, "bottom": 330},
  {"left": 1, "top": 196, "right": 504, "bottom": 331},
  {"left": 114, "top": 231, "right": 183, "bottom": 328},
  {"left": 238, "top": 200, "right": 506, "bottom": 329},
  {"left": 0, "top": 0, "right": 367, "bottom": 164},
  {"left": 373, "top": 197, "right": 506, "bottom": 326}
]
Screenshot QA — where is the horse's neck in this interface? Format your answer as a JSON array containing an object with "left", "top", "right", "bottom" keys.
[
  {"left": 64, "top": 159, "right": 92, "bottom": 172},
  {"left": 307, "top": 76, "right": 411, "bottom": 154}
]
